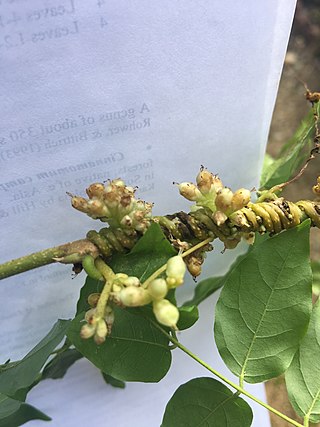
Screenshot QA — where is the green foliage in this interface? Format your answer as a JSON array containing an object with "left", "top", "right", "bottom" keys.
[
  {"left": 177, "top": 305, "right": 199, "bottom": 330},
  {"left": 286, "top": 299, "right": 320, "bottom": 423},
  {"left": 311, "top": 261, "right": 320, "bottom": 296},
  {"left": 0, "top": 397, "right": 50, "bottom": 427},
  {"left": 184, "top": 276, "right": 224, "bottom": 307},
  {"left": 0, "top": 320, "right": 70, "bottom": 426},
  {"left": 101, "top": 373, "right": 125, "bottom": 389},
  {"left": 67, "top": 308, "right": 171, "bottom": 382},
  {"left": 68, "top": 224, "right": 181, "bottom": 383},
  {"left": 0, "top": 320, "right": 70, "bottom": 395},
  {"left": 215, "top": 221, "right": 312, "bottom": 383},
  {"left": 41, "top": 349, "right": 83, "bottom": 380},
  {"left": 260, "top": 103, "right": 319, "bottom": 189},
  {"left": 3, "top": 107, "right": 320, "bottom": 426},
  {"left": 161, "top": 377, "right": 253, "bottom": 427}
]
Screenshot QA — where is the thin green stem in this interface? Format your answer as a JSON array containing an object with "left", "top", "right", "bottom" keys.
[
  {"left": 152, "top": 321, "right": 304, "bottom": 427},
  {"left": 303, "top": 416, "right": 309, "bottom": 427},
  {"left": 0, "top": 239, "right": 99, "bottom": 280},
  {"left": 94, "top": 258, "right": 116, "bottom": 318}
]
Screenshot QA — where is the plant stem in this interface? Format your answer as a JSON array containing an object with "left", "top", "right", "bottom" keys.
[
  {"left": 154, "top": 322, "right": 304, "bottom": 427},
  {"left": 94, "top": 258, "right": 116, "bottom": 318},
  {"left": 0, "top": 239, "right": 99, "bottom": 280}
]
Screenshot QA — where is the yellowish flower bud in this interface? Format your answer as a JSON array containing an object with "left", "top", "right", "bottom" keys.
[
  {"left": 85, "top": 308, "right": 97, "bottom": 323},
  {"left": 86, "top": 183, "right": 105, "bottom": 199},
  {"left": 119, "top": 286, "right": 152, "bottom": 306},
  {"left": 229, "top": 211, "right": 249, "bottom": 227},
  {"left": 148, "top": 278, "right": 168, "bottom": 300},
  {"left": 231, "top": 188, "right": 251, "bottom": 211},
  {"left": 215, "top": 188, "right": 234, "bottom": 213},
  {"left": 196, "top": 169, "right": 223, "bottom": 194},
  {"left": 166, "top": 255, "right": 186, "bottom": 287},
  {"left": 212, "top": 210, "right": 228, "bottom": 226},
  {"left": 104, "top": 306, "right": 115, "bottom": 333},
  {"left": 196, "top": 169, "right": 214, "bottom": 194},
  {"left": 153, "top": 299, "right": 179, "bottom": 329},
  {"left": 185, "top": 256, "right": 202, "bottom": 277},
  {"left": 87, "top": 293, "right": 101, "bottom": 308},
  {"left": 123, "top": 276, "right": 141, "bottom": 287},
  {"left": 71, "top": 196, "right": 89, "bottom": 213},
  {"left": 80, "top": 323, "right": 96, "bottom": 339},
  {"left": 243, "top": 232, "right": 255, "bottom": 245},
  {"left": 178, "top": 183, "right": 202, "bottom": 201}
]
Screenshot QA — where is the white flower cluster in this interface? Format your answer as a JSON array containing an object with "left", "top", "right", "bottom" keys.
[
  {"left": 80, "top": 255, "right": 187, "bottom": 344},
  {"left": 71, "top": 179, "right": 153, "bottom": 233},
  {"left": 80, "top": 304, "right": 115, "bottom": 345},
  {"left": 178, "top": 168, "right": 251, "bottom": 223}
]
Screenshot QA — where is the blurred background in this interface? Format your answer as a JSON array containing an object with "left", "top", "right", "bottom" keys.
[{"left": 266, "top": 0, "right": 320, "bottom": 425}]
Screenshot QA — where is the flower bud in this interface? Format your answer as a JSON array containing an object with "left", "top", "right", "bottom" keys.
[
  {"left": 178, "top": 183, "right": 201, "bottom": 201},
  {"left": 104, "top": 306, "right": 115, "bottom": 333},
  {"left": 105, "top": 179, "right": 125, "bottom": 191},
  {"left": 212, "top": 210, "right": 228, "bottom": 226},
  {"left": 166, "top": 255, "right": 186, "bottom": 287},
  {"left": 88, "top": 293, "right": 101, "bottom": 307},
  {"left": 87, "top": 199, "right": 110, "bottom": 218},
  {"left": 312, "top": 177, "right": 320, "bottom": 195},
  {"left": 71, "top": 196, "right": 89, "bottom": 213},
  {"left": 94, "top": 319, "right": 108, "bottom": 344},
  {"left": 119, "top": 286, "right": 152, "bottom": 306},
  {"left": 86, "top": 183, "right": 105, "bottom": 199},
  {"left": 229, "top": 211, "right": 249, "bottom": 227},
  {"left": 85, "top": 308, "right": 97, "bottom": 323},
  {"left": 185, "top": 256, "right": 202, "bottom": 277},
  {"left": 215, "top": 188, "right": 233, "bottom": 213},
  {"left": 80, "top": 323, "right": 96, "bottom": 339},
  {"left": 196, "top": 169, "right": 214, "bottom": 194},
  {"left": 196, "top": 169, "right": 223, "bottom": 194},
  {"left": 120, "top": 215, "right": 133, "bottom": 228},
  {"left": 123, "top": 276, "right": 140, "bottom": 287},
  {"left": 243, "top": 232, "right": 255, "bottom": 245},
  {"left": 148, "top": 278, "right": 168, "bottom": 300},
  {"left": 153, "top": 299, "right": 179, "bottom": 329},
  {"left": 231, "top": 188, "right": 251, "bottom": 211},
  {"left": 223, "top": 238, "right": 241, "bottom": 249}
]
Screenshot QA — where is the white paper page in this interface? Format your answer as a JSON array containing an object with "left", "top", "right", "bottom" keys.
[{"left": 0, "top": 1, "right": 296, "bottom": 426}]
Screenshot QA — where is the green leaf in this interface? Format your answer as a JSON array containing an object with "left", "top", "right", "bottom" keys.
[
  {"left": 67, "top": 308, "right": 171, "bottom": 382},
  {"left": 0, "top": 394, "right": 50, "bottom": 427},
  {"left": 215, "top": 221, "right": 312, "bottom": 383},
  {"left": 0, "top": 320, "right": 70, "bottom": 396},
  {"left": 286, "top": 299, "right": 320, "bottom": 423},
  {"left": 110, "top": 222, "right": 177, "bottom": 281},
  {"left": 101, "top": 372, "right": 125, "bottom": 389},
  {"left": 260, "top": 103, "right": 319, "bottom": 189},
  {"left": 184, "top": 276, "right": 224, "bottom": 307},
  {"left": 41, "top": 349, "right": 83, "bottom": 380},
  {"left": 260, "top": 153, "right": 275, "bottom": 188},
  {"left": 177, "top": 305, "right": 199, "bottom": 330},
  {"left": 312, "top": 261, "right": 320, "bottom": 296},
  {"left": 161, "top": 377, "right": 253, "bottom": 427}
]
